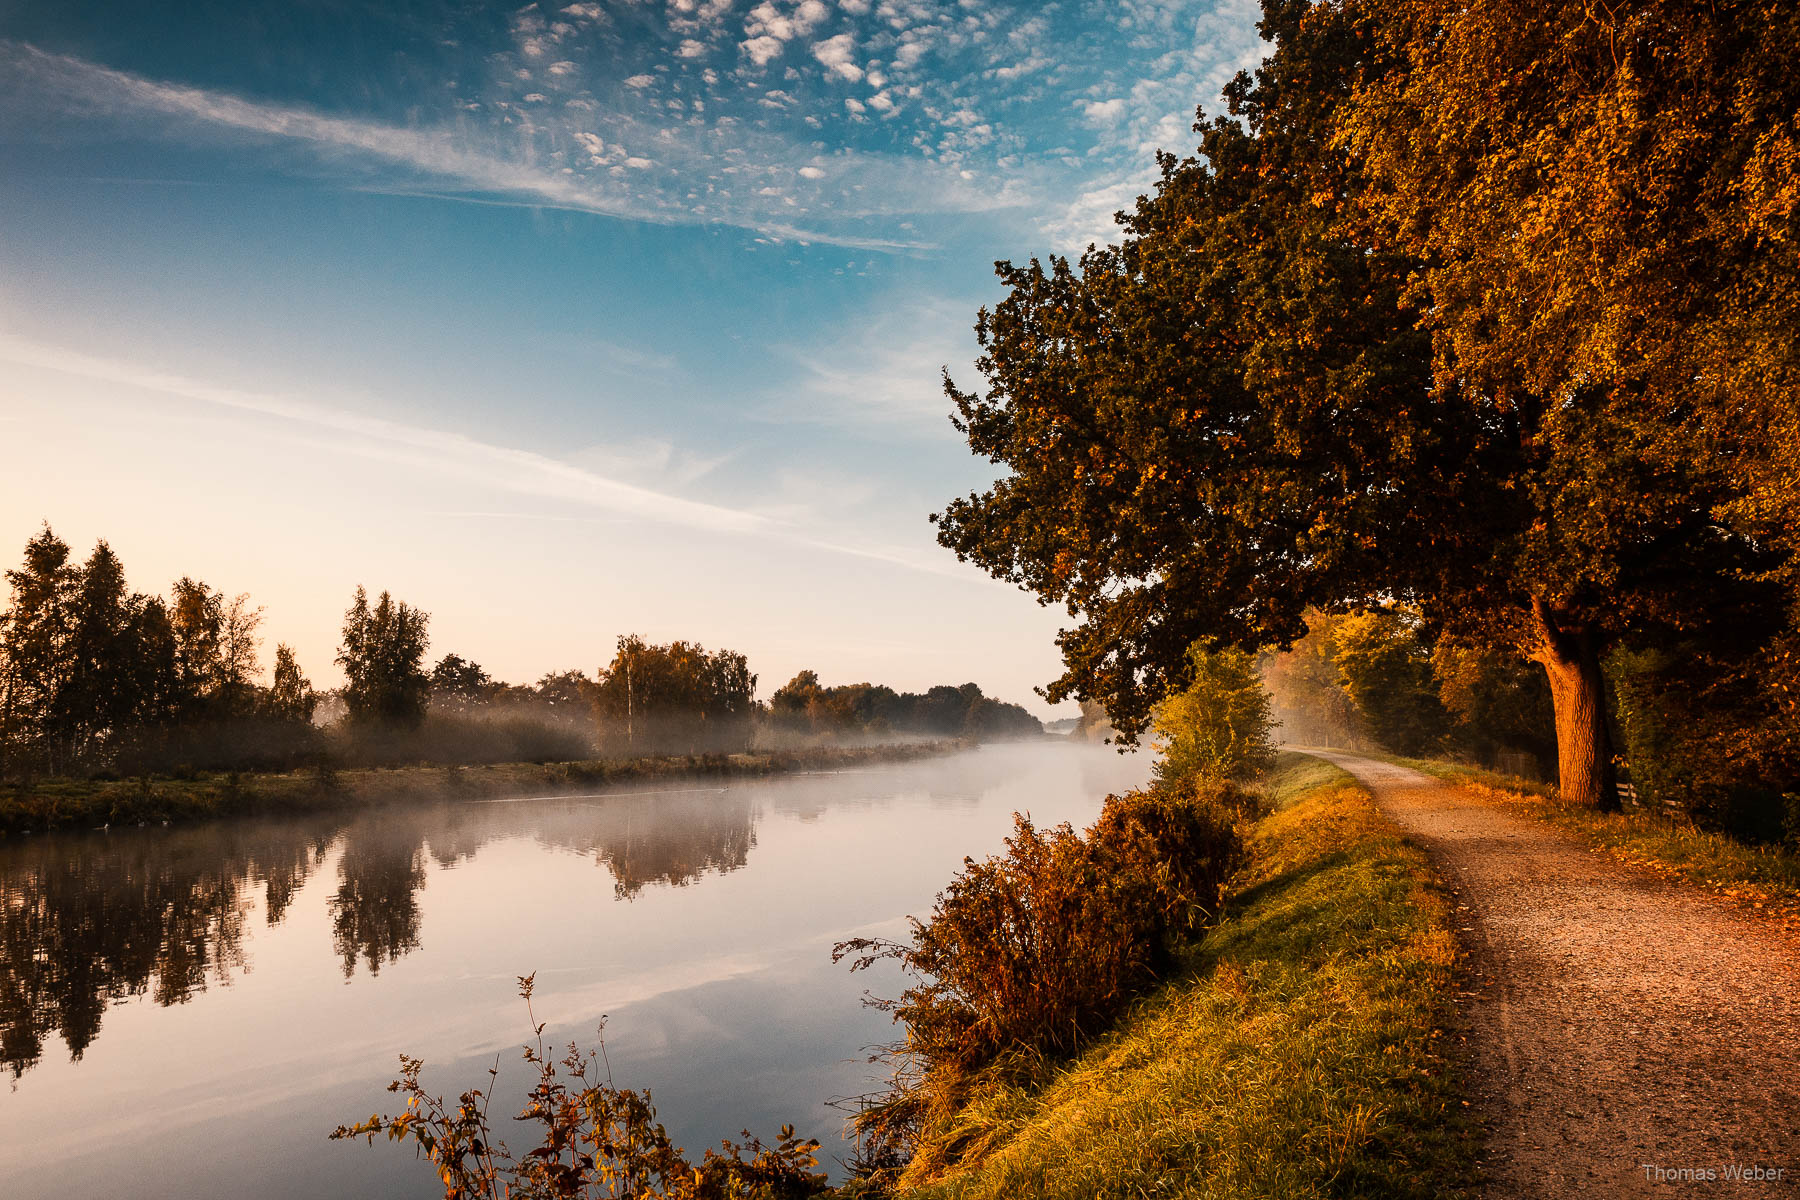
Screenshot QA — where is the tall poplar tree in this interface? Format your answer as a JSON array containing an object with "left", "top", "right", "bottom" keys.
[
  {"left": 168, "top": 577, "right": 224, "bottom": 717},
  {"left": 266, "top": 643, "right": 317, "bottom": 724}
]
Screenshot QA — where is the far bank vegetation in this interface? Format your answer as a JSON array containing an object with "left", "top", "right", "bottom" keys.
[{"left": 0, "top": 526, "right": 1044, "bottom": 791}]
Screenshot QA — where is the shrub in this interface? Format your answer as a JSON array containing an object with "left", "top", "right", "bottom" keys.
[
  {"left": 1609, "top": 645, "right": 1800, "bottom": 843},
  {"left": 835, "top": 781, "right": 1244, "bottom": 1176},
  {"left": 110, "top": 715, "right": 323, "bottom": 776},
  {"left": 1089, "top": 778, "right": 1248, "bottom": 950}
]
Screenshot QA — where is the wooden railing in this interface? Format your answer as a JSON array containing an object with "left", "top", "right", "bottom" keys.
[{"left": 1616, "top": 778, "right": 1682, "bottom": 813}]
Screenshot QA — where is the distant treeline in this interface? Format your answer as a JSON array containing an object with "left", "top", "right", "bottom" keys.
[
  {"left": 1266, "top": 610, "right": 1552, "bottom": 769},
  {"left": 768, "top": 670, "right": 1042, "bottom": 741},
  {"left": 0, "top": 525, "right": 1042, "bottom": 782}
]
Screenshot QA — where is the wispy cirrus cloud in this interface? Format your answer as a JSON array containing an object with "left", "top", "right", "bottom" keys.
[
  {"left": 0, "top": 331, "right": 978, "bottom": 579},
  {"left": 762, "top": 296, "right": 976, "bottom": 434}
]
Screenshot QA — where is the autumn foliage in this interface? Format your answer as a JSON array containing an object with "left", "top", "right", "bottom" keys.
[
  {"left": 835, "top": 778, "right": 1245, "bottom": 1177},
  {"left": 933, "top": 0, "right": 1800, "bottom": 812},
  {"left": 333, "top": 975, "right": 830, "bottom": 1200}
]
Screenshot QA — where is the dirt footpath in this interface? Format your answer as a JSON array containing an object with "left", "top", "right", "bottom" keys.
[{"left": 1308, "top": 751, "right": 1800, "bottom": 1196}]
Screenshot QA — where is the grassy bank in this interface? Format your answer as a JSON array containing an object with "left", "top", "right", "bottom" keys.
[
  {"left": 891, "top": 753, "right": 1476, "bottom": 1200},
  {"left": 0, "top": 740, "right": 967, "bottom": 835},
  {"left": 1394, "top": 757, "right": 1800, "bottom": 931}
]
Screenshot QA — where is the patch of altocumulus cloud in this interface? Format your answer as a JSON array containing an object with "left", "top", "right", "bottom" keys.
[
  {"left": 0, "top": 42, "right": 985, "bottom": 250},
  {"left": 0, "top": 0, "right": 1266, "bottom": 253}
]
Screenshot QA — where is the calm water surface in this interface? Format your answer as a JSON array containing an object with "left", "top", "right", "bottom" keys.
[{"left": 0, "top": 742, "right": 1148, "bottom": 1197}]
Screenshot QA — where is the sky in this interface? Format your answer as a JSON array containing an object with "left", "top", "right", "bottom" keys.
[{"left": 0, "top": 0, "right": 1267, "bottom": 715}]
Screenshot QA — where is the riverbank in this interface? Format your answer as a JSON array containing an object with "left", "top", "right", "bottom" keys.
[
  {"left": 0, "top": 739, "right": 969, "bottom": 835},
  {"left": 889, "top": 753, "right": 1478, "bottom": 1199}
]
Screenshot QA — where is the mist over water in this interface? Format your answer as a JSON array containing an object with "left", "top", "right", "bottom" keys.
[{"left": 0, "top": 741, "right": 1147, "bottom": 1196}]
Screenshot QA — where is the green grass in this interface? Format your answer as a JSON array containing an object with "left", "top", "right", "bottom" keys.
[
  {"left": 1394, "top": 756, "right": 1800, "bottom": 930},
  {"left": 893, "top": 752, "right": 1478, "bottom": 1200},
  {"left": 0, "top": 741, "right": 964, "bottom": 835},
  {"left": 1264, "top": 752, "right": 1355, "bottom": 809}
]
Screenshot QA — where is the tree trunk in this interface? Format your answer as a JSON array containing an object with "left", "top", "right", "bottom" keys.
[{"left": 1528, "top": 597, "right": 1618, "bottom": 810}]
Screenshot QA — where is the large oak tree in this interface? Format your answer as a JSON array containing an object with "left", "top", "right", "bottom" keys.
[
  {"left": 1339, "top": 0, "right": 1800, "bottom": 796},
  {"left": 934, "top": 0, "right": 1795, "bottom": 806}
]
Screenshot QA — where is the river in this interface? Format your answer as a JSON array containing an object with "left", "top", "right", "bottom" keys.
[{"left": 0, "top": 741, "right": 1148, "bottom": 1197}]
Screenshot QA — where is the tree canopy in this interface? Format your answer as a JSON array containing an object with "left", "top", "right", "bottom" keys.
[
  {"left": 933, "top": 0, "right": 1799, "bottom": 806},
  {"left": 337, "top": 587, "right": 431, "bottom": 730},
  {"left": 0, "top": 526, "right": 316, "bottom": 777}
]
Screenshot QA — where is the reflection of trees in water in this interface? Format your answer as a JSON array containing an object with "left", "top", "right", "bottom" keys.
[
  {"left": 0, "top": 789, "right": 770, "bottom": 1078},
  {"left": 329, "top": 817, "right": 428, "bottom": 979},
  {"left": 543, "top": 790, "right": 757, "bottom": 900},
  {"left": 0, "top": 750, "right": 1038, "bottom": 1080},
  {"left": 754, "top": 755, "right": 1003, "bottom": 822},
  {"left": 0, "top": 819, "right": 339, "bottom": 1079},
  {"left": 600, "top": 811, "right": 755, "bottom": 900}
]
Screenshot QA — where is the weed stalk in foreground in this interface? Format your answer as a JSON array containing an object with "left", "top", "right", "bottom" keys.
[{"left": 333, "top": 974, "right": 831, "bottom": 1200}]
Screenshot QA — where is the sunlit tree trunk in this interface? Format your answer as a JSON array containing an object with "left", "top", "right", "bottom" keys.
[{"left": 1528, "top": 597, "right": 1617, "bottom": 810}]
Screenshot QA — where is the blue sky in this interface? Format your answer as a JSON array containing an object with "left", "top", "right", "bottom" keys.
[{"left": 0, "top": 0, "right": 1265, "bottom": 713}]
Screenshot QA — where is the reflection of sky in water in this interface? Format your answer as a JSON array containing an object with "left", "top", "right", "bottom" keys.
[{"left": 0, "top": 743, "right": 1147, "bottom": 1195}]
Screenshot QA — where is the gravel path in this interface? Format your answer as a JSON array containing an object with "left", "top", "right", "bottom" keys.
[{"left": 1308, "top": 751, "right": 1800, "bottom": 1196}]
